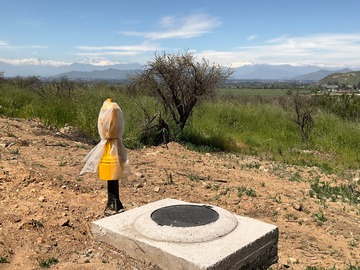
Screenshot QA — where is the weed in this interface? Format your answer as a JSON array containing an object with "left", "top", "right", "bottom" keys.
[
  {"left": 59, "top": 161, "right": 67, "bottom": 167},
  {"left": 245, "top": 187, "right": 257, "bottom": 197},
  {"left": 289, "top": 171, "right": 303, "bottom": 182},
  {"left": 348, "top": 240, "right": 358, "bottom": 248},
  {"left": 305, "top": 266, "right": 337, "bottom": 270},
  {"left": 310, "top": 179, "right": 359, "bottom": 204},
  {"left": 0, "top": 257, "right": 9, "bottom": 263},
  {"left": 188, "top": 174, "right": 200, "bottom": 182},
  {"left": 313, "top": 210, "right": 328, "bottom": 226},
  {"left": 347, "top": 265, "right": 360, "bottom": 270},
  {"left": 285, "top": 213, "right": 299, "bottom": 220},
  {"left": 75, "top": 143, "right": 88, "bottom": 149},
  {"left": 10, "top": 148, "right": 19, "bottom": 155},
  {"left": 39, "top": 257, "right": 58, "bottom": 268},
  {"left": 319, "top": 162, "right": 334, "bottom": 174},
  {"left": 213, "top": 183, "right": 220, "bottom": 191},
  {"left": 241, "top": 162, "right": 261, "bottom": 170},
  {"left": 237, "top": 186, "right": 257, "bottom": 198},
  {"left": 31, "top": 219, "right": 44, "bottom": 228}
]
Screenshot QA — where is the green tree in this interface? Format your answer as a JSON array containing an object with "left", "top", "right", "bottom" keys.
[{"left": 128, "top": 51, "right": 232, "bottom": 143}]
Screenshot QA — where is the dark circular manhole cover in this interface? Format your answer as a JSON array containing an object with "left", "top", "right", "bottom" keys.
[{"left": 151, "top": 204, "right": 219, "bottom": 227}]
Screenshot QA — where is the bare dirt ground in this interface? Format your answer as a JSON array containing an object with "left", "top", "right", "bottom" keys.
[{"left": 0, "top": 116, "right": 359, "bottom": 270}]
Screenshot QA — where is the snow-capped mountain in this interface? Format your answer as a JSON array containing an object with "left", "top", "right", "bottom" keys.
[
  {"left": 0, "top": 58, "right": 144, "bottom": 77},
  {"left": 77, "top": 58, "right": 129, "bottom": 66},
  {"left": 0, "top": 57, "right": 359, "bottom": 81}
]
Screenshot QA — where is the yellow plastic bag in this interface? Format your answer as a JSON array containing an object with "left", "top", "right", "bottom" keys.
[{"left": 80, "top": 99, "right": 130, "bottom": 180}]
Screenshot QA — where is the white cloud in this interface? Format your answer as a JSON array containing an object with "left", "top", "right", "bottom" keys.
[
  {"left": 73, "top": 43, "right": 162, "bottom": 60},
  {"left": 75, "top": 44, "right": 159, "bottom": 52},
  {"left": 75, "top": 51, "right": 139, "bottom": 57},
  {"left": 120, "top": 13, "right": 221, "bottom": 40},
  {"left": 196, "top": 33, "right": 360, "bottom": 67},
  {"left": 0, "top": 40, "right": 48, "bottom": 50},
  {"left": 247, "top": 35, "right": 257, "bottom": 41},
  {"left": 0, "top": 40, "right": 9, "bottom": 46}
]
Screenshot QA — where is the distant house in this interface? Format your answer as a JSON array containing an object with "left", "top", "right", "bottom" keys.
[{"left": 336, "top": 89, "right": 353, "bottom": 93}]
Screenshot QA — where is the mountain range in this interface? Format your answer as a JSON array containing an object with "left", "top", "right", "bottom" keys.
[{"left": 0, "top": 58, "right": 358, "bottom": 82}]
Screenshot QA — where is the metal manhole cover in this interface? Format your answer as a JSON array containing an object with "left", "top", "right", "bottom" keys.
[{"left": 151, "top": 204, "right": 219, "bottom": 227}]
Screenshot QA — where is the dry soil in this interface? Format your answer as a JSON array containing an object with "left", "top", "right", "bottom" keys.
[{"left": 0, "top": 116, "right": 359, "bottom": 270}]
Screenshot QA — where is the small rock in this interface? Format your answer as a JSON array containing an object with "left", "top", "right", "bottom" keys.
[
  {"left": 153, "top": 186, "right": 160, "bottom": 193},
  {"left": 58, "top": 218, "right": 70, "bottom": 227},
  {"left": 61, "top": 185, "right": 67, "bottom": 189},
  {"left": 37, "top": 237, "right": 45, "bottom": 244},
  {"left": 218, "top": 188, "right": 228, "bottom": 195},
  {"left": 135, "top": 183, "right": 144, "bottom": 188},
  {"left": 134, "top": 172, "right": 145, "bottom": 178},
  {"left": 232, "top": 199, "right": 241, "bottom": 205},
  {"left": 292, "top": 202, "right": 303, "bottom": 211},
  {"left": 288, "top": 257, "right": 298, "bottom": 264},
  {"left": 38, "top": 196, "right": 46, "bottom": 202}
]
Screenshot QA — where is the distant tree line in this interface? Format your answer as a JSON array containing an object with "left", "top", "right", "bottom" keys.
[{"left": 222, "top": 79, "right": 314, "bottom": 89}]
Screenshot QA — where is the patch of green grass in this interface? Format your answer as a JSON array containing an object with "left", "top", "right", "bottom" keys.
[
  {"left": 237, "top": 186, "right": 257, "bottom": 198},
  {"left": 241, "top": 162, "right": 261, "bottom": 170},
  {"left": 187, "top": 174, "right": 200, "bottom": 182},
  {"left": 284, "top": 213, "right": 299, "bottom": 220},
  {"left": 313, "top": 210, "right": 328, "bottom": 226},
  {"left": 289, "top": 171, "right": 303, "bottom": 182},
  {"left": 310, "top": 179, "right": 359, "bottom": 205},
  {"left": 349, "top": 240, "right": 359, "bottom": 248},
  {"left": 0, "top": 257, "right": 9, "bottom": 263},
  {"left": 39, "top": 257, "right": 58, "bottom": 268}
]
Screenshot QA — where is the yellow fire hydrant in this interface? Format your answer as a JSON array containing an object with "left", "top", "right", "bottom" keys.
[{"left": 80, "top": 98, "right": 130, "bottom": 215}]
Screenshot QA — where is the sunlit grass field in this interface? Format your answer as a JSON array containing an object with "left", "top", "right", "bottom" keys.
[
  {"left": 1, "top": 79, "right": 360, "bottom": 173},
  {"left": 217, "top": 88, "right": 312, "bottom": 96}
]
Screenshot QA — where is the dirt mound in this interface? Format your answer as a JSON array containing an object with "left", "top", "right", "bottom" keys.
[{"left": 0, "top": 116, "right": 359, "bottom": 269}]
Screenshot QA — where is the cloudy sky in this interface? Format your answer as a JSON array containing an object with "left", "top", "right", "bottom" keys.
[{"left": 1, "top": 0, "right": 360, "bottom": 67}]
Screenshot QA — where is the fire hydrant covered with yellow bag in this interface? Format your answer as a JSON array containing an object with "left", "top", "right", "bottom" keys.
[{"left": 80, "top": 98, "right": 130, "bottom": 180}]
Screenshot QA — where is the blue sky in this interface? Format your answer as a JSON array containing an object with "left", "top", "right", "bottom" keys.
[{"left": 1, "top": 0, "right": 360, "bottom": 67}]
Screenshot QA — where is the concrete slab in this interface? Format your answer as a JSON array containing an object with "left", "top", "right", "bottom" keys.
[{"left": 92, "top": 198, "right": 278, "bottom": 270}]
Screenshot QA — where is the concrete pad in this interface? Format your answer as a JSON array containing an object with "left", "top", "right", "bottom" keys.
[{"left": 92, "top": 198, "right": 278, "bottom": 270}]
